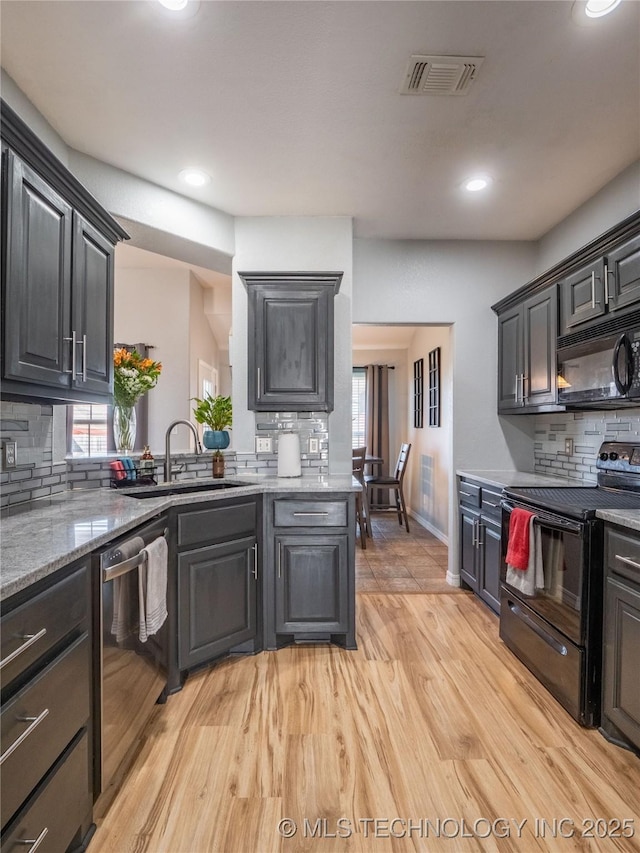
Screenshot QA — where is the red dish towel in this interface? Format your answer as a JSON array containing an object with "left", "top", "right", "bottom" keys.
[{"left": 505, "top": 507, "right": 536, "bottom": 570}]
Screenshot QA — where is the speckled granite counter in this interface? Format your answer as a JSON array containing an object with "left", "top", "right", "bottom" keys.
[
  {"left": 596, "top": 509, "right": 640, "bottom": 532},
  {"left": 0, "top": 474, "right": 359, "bottom": 601},
  {"left": 456, "top": 469, "right": 580, "bottom": 489}
]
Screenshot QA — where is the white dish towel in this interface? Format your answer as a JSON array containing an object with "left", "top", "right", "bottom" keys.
[
  {"left": 138, "top": 535, "right": 168, "bottom": 643},
  {"left": 111, "top": 536, "right": 144, "bottom": 643},
  {"left": 506, "top": 515, "right": 544, "bottom": 596}
]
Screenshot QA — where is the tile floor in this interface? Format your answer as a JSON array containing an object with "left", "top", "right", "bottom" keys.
[{"left": 356, "top": 512, "right": 470, "bottom": 594}]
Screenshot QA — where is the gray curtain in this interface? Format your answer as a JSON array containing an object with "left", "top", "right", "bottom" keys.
[{"left": 365, "top": 364, "right": 390, "bottom": 507}]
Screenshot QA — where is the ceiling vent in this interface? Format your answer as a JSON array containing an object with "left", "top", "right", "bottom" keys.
[{"left": 400, "top": 55, "right": 484, "bottom": 96}]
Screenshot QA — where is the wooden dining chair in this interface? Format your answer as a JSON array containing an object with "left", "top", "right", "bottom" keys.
[
  {"left": 366, "top": 442, "right": 411, "bottom": 532},
  {"left": 352, "top": 445, "right": 371, "bottom": 547}
]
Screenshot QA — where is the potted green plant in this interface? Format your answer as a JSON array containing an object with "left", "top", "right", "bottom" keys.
[{"left": 192, "top": 394, "right": 232, "bottom": 476}]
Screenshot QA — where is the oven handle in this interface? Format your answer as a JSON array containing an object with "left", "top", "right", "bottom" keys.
[
  {"left": 506, "top": 599, "right": 568, "bottom": 657},
  {"left": 102, "top": 527, "right": 169, "bottom": 582},
  {"left": 501, "top": 501, "right": 583, "bottom": 535}
]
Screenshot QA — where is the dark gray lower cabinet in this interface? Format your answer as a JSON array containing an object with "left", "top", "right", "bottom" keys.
[
  {"left": 173, "top": 497, "right": 261, "bottom": 678},
  {"left": 0, "top": 559, "right": 93, "bottom": 850},
  {"left": 265, "top": 494, "right": 356, "bottom": 650},
  {"left": 178, "top": 536, "right": 258, "bottom": 670},
  {"left": 458, "top": 478, "right": 502, "bottom": 615},
  {"left": 275, "top": 534, "right": 348, "bottom": 634},
  {"left": 602, "top": 526, "right": 640, "bottom": 752}
]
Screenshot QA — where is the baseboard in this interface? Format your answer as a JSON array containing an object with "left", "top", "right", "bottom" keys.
[
  {"left": 446, "top": 569, "right": 461, "bottom": 587},
  {"left": 407, "top": 508, "right": 448, "bottom": 546}
]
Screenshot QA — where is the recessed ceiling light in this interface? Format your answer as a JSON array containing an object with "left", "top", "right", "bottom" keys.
[
  {"left": 179, "top": 168, "right": 211, "bottom": 187},
  {"left": 158, "top": 0, "right": 188, "bottom": 9},
  {"left": 463, "top": 176, "right": 491, "bottom": 192},
  {"left": 585, "top": 0, "right": 622, "bottom": 17}
]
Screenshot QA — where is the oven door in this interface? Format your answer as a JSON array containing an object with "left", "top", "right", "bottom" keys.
[{"left": 501, "top": 501, "right": 586, "bottom": 646}]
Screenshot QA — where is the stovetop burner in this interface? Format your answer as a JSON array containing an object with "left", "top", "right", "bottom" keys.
[{"left": 503, "top": 485, "right": 640, "bottom": 519}]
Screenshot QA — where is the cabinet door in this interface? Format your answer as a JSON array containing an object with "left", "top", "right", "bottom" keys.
[
  {"left": 249, "top": 286, "right": 332, "bottom": 411},
  {"left": 479, "top": 518, "right": 501, "bottom": 614},
  {"left": 3, "top": 149, "right": 72, "bottom": 388},
  {"left": 606, "top": 233, "right": 640, "bottom": 314},
  {"left": 275, "top": 534, "right": 348, "bottom": 633},
  {"left": 560, "top": 258, "right": 606, "bottom": 332},
  {"left": 497, "top": 305, "right": 523, "bottom": 411},
  {"left": 603, "top": 575, "right": 640, "bottom": 750},
  {"left": 523, "top": 284, "right": 557, "bottom": 407},
  {"left": 178, "top": 536, "right": 257, "bottom": 670},
  {"left": 459, "top": 507, "right": 480, "bottom": 591},
  {"left": 71, "top": 214, "right": 114, "bottom": 395}
]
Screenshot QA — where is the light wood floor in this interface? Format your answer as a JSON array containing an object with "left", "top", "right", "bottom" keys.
[{"left": 91, "top": 590, "right": 640, "bottom": 853}]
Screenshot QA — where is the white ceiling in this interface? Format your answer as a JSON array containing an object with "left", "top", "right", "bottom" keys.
[{"left": 1, "top": 0, "right": 638, "bottom": 242}]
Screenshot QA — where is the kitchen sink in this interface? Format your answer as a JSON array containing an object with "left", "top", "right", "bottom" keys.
[{"left": 122, "top": 480, "right": 254, "bottom": 499}]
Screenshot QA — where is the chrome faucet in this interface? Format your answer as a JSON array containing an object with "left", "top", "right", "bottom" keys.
[{"left": 164, "top": 420, "right": 202, "bottom": 483}]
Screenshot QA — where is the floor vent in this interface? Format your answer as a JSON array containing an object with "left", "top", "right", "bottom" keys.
[{"left": 400, "top": 55, "right": 484, "bottom": 96}]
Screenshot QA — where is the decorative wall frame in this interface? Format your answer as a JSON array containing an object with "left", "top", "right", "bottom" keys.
[
  {"left": 413, "top": 358, "right": 424, "bottom": 428},
  {"left": 428, "top": 347, "right": 441, "bottom": 427}
]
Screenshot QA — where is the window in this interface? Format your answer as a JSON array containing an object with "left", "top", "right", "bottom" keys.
[
  {"left": 68, "top": 404, "right": 109, "bottom": 456},
  {"left": 428, "top": 347, "right": 441, "bottom": 427},
  {"left": 352, "top": 368, "right": 366, "bottom": 448}
]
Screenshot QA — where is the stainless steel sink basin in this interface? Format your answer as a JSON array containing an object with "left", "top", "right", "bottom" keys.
[{"left": 122, "top": 480, "right": 253, "bottom": 499}]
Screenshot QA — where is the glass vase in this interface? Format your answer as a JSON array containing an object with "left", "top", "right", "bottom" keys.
[{"left": 113, "top": 405, "right": 137, "bottom": 453}]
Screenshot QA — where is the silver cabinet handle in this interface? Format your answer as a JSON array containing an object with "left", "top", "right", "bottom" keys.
[
  {"left": 514, "top": 373, "right": 519, "bottom": 402},
  {"left": 460, "top": 491, "right": 472, "bottom": 497},
  {"left": 16, "top": 826, "right": 49, "bottom": 853},
  {"left": 477, "top": 523, "right": 484, "bottom": 548},
  {"left": 614, "top": 554, "right": 640, "bottom": 571},
  {"left": 292, "top": 512, "right": 329, "bottom": 517},
  {"left": 277, "top": 542, "right": 282, "bottom": 578},
  {"left": 0, "top": 708, "right": 49, "bottom": 766},
  {"left": 522, "top": 373, "right": 528, "bottom": 403},
  {"left": 15, "top": 827, "right": 48, "bottom": 853},
  {"left": 0, "top": 628, "right": 47, "bottom": 671},
  {"left": 483, "top": 501, "right": 499, "bottom": 508},
  {"left": 604, "top": 263, "right": 610, "bottom": 305},
  {"left": 63, "top": 330, "right": 77, "bottom": 376},
  {"left": 253, "top": 545, "right": 258, "bottom": 581},
  {"left": 591, "top": 271, "right": 596, "bottom": 308},
  {"left": 79, "top": 333, "right": 87, "bottom": 381},
  {"left": 472, "top": 519, "right": 478, "bottom": 547},
  {"left": 256, "top": 366, "right": 261, "bottom": 400}
]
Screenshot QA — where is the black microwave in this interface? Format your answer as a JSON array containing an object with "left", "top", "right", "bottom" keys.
[{"left": 557, "top": 326, "right": 640, "bottom": 407}]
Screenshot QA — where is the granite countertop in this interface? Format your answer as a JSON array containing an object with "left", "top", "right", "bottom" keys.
[
  {"left": 596, "top": 509, "right": 640, "bottom": 532},
  {"left": 456, "top": 469, "right": 580, "bottom": 489},
  {"left": 0, "top": 474, "right": 360, "bottom": 601}
]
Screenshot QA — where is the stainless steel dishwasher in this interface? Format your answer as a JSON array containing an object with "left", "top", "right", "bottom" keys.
[{"left": 93, "top": 515, "right": 169, "bottom": 810}]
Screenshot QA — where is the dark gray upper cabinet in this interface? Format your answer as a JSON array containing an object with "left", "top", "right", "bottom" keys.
[
  {"left": 497, "top": 284, "right": 557, "bottom": 413},
  {"left": 240, "top": 271, "right": 342, "bottom": 412},
  {"left": 1, "top": 100, "right": 128, "bottom": 404},
  {"left": 606, "top": 233, "right": 640, "bottom": 315},
  {"left": 560, "top": 258, "right": 606, "bottom": 332}
]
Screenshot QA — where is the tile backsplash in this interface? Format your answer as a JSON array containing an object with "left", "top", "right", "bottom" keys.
[
  {"left": 0, "top": 401, "right": 67, "bottom": 506},
  {"left": 534, "top": 408, "right": 640, "bottom": 482},
  {"left": 1, "top": 403, "right": 330, "bottom": 507}
]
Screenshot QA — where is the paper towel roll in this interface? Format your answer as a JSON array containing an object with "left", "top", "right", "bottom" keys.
[{"left": 278, "top": 432, "right": 301, "bottom": 477}]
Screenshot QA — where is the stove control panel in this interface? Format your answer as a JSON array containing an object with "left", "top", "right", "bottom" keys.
[{"left": 596, "top": 442, "right": 640, "bottom": 473}]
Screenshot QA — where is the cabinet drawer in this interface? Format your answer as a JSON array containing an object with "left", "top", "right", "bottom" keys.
[
  {"left": 0, "top": 566, "right": 87, "bottom": 689},
  {"left": 177, "top": 501, "right": 256, "bottom": 549},
  {"left": 481, "top": 487, "right": 503, "bottom": 520},
  {"left": 1, "top": 634, "right": 90, "bottom": 828},
  {"left": 1, "top": 730, "right": 91, "bottom": 851},
  {"left": 458, "top": 481, "right": 481, "bottom": 509},
  {"left": 273, "top": 499, "right": 347, "bottom": 527},
  {"left": 606, "top": 528, "right": 640, "bottom": 585}
]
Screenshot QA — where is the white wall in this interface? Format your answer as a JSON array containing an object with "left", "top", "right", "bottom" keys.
[
  {"left": 232, "top": 216, "right": 353, "bottom": 473},
  {"left": 353, "top": 239, "right": 538, "bottom": 581},
  {"left": 407, "top": 327, "right": 452, "bottom": 542},
  {"left": 536, "top": 159, "right": 640, "bottom": 274},
  {"left": 189, "top": 273, "right": 221, "bottom": 403},
  {"left": 1, "top": 69, "right": 69, "bottom": 164},
  {"left": 115, "top": 268, "right": 191, "bottom": 453}
]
